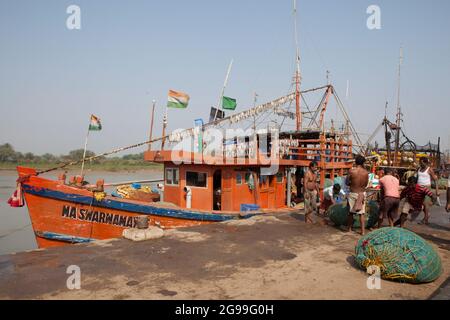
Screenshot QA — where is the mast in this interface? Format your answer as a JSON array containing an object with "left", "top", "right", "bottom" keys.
[
  {"left": 393, "top": 46, "right": 403, "bottom": 165},
  {"left": 293, "top": 0, "right": 302, "bottom": 131}
]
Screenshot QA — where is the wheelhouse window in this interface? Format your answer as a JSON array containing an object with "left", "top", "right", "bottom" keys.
[
  {"left": 186, "top": 171, "right": 207, "bottom": 188},
  {"left": 165, "top": 168, "right": 179, "bottom": 185}
]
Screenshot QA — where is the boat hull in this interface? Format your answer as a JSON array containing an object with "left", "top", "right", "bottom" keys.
[
  {"left": 24, "top": 190, "right": 220, "bottom": 248},
  {"left": 17, "top": 167, "right": 254, "bottom": 248}
]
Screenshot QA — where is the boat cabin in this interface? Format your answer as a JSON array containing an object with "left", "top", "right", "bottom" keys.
[
  {"left": 144, "top": 130, "right": 353, "bottom": 211},
  {"left": 154, "top": 163, "right": 286, "bottom": 211}
]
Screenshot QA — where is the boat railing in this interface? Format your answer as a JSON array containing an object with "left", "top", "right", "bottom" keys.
[{"left": 216, "top": 137, "right": 353, "bottom": 164}]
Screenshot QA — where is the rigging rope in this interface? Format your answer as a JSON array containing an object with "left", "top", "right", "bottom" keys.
[{"left": 18, "top": 85, "right": 342, "bottom": 179}]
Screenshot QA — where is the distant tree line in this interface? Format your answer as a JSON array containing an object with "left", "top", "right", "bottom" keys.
[{"left": 0, "top": 143, "right": 145, "bottom": 165}]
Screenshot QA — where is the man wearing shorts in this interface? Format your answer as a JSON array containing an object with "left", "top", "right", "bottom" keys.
[
  {"left": 417, "top": 157, "right": 439, "bottom": 224},
  {"left": 378, "top": 168, "right": 400, "bottom": 227},
  {"left": 395, "top": 176, "right": 436, "bottom": 228}
]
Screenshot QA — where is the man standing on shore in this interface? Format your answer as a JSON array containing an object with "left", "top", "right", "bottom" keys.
[
  {"left": 378, "top": 168, "right": 400, "bottom": 228},
  {"left": 304, "top": 161, "right": 319, "bottom": 223},
  {"left": 417, "top": 157, "right": 439, "bottom": 225},
  {"left": 346, "top": 155, "right": 369, "bottom": 235}
]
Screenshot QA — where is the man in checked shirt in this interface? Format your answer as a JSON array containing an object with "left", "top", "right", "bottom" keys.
[{"left": 395, "top": 176, "right": 437, "bottom": 228}]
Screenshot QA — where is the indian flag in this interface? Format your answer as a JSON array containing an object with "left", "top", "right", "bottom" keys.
[
  {"left": 89, "top": 114, "right": 102, "bottom": 131},
  {"left": 167, "top": 90, "right": 189, "bottom": 109}
]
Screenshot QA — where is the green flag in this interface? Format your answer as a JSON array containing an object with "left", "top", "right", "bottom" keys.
[{"left": 222, "top": 96, "right": 237, "bottom": 110}]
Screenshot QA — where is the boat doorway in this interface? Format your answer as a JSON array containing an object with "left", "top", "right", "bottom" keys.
[{"left": 213, "top": 170, "right": 222, "bottom": 210}]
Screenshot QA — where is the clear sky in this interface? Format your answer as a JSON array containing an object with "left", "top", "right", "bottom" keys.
[{"left": 1, "top": 0, "right": 449, "bottom": 155}]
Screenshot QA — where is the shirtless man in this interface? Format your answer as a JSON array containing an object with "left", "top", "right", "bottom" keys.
[
  {"left": 346, "top": 155, "right": 369, "bottom": 235},
  {"left": 303, "top": 161, "right": 319, "bottom": 223}
]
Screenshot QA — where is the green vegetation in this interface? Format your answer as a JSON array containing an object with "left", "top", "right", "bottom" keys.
[{"left": 0, "top": 143, "right": 162, "bottom": 172}]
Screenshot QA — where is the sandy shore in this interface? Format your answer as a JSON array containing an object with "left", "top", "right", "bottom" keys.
[{"left": 0, "top": 206, "right": 449, "bottom": 300}]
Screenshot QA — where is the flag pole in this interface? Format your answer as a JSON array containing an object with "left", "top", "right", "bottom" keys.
[
  {"left": 161, "top": 105, "right": 168, "bottom": 150},
  {"left": 213, "top": 59, "right": 233, "bottom": 121},
  {"left": 148, "top": 99, "right": 156, "bottom": 151},
  {"left": 80, "top": 124, "right": 90, "bottom": 178}
]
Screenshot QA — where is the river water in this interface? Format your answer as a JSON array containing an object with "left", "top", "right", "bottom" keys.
[{"left": 0, "top": 170, "right": 163, "bottom": 255}]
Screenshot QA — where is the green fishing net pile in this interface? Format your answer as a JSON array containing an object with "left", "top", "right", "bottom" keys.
[
  {"left": 354, "top": 227, "right": 442, "bottom": 283},
  {"left": 328, "top": 201, "right": 379, "bottom": 228}
]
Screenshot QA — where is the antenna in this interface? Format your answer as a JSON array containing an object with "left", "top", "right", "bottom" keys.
[
  {"left": 397, "top": 46, "right": 403, "bottom": 111},
  {"left": 293, "top": 0, "right": 299, "bottom": 69},
  {"left": 345, "top": 80, "right": 349, "bottom": 100},
  {"left": 384, "top": 101, "right": 388, "bottom": 119},
  {"left": 293, "top": 0, "right": 302, "bottom": 131},
  {"left": 393, "top": 46, "right": 403, "bottom": 165}
]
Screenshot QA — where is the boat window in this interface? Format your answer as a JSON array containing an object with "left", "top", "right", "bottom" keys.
[
  {"left": 236, "top": 173, "right": 242, "bottom": 185},
  {"left": 276, "top": 172, "right": 283, "bottom": 183},
  {"left": 165, "top": 168, "right": 179, "bottom": 185},
  {"left": 186, "top": 171, "right": 207, "bottom": 188}
]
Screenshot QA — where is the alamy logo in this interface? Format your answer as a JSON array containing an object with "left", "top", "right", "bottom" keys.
[
  {"left": 66, "top": 5, "right": 81, "bottom": 30},
  {"left": 66, "top": 265, "right": 81, "bottom": 290},
  {"left": 366, "top": 5, "right": 381, "bottom": 30}
]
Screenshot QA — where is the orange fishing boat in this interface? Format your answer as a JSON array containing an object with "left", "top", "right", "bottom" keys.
[
  {"left": 14, "top": 105, "right": 355, "bottom": 248},
  {"left": 15, "top": 164, "right": 286, "bottom": 249}
]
